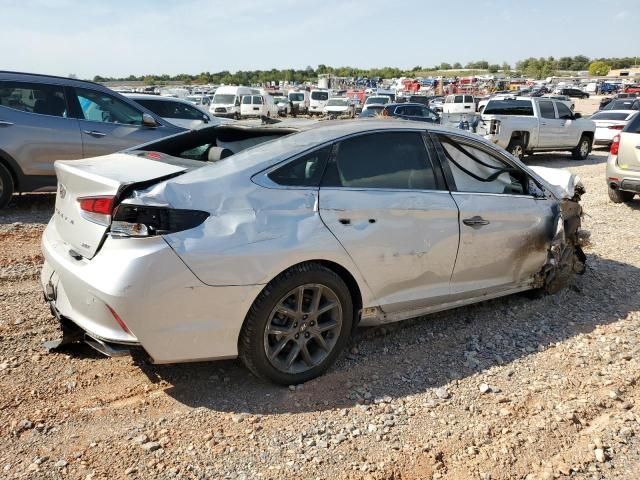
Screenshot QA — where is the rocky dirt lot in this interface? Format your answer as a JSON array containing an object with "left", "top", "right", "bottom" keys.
[{"left": 1, "top": 147, "right": 639, "bottom": 480}]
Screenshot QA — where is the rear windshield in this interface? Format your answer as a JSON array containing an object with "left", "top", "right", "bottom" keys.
[
  {"left": 483, "top": 99, "right": 534, "bottom": 116},
  {"left": 311, "top": 91, "right": 329, "bottom": 101},
  {"left": 590, "top": 112, "right": 632, "bottom": 121},
  {"left": 604, "top": 100, "right": 640, "bottom": 111},
  {"left": 365, "top": 97, "right": 388, "bottom": 105},
  {"left": 623, "top": 113, "right": 640, "bottom": 134}
]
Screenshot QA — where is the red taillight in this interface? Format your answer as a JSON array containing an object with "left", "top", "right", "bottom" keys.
[
  {"left": 610, "top": 134, "right": 620, "bottom": 155},
  {"left": 78, "top": 196, "right": 115, "bottom": 215},
  {"left": 106, "top": 304, "right": 131, "bottom": 334},
  {"left": 607, "top": 124, "right": 624, "bottom": 130}
]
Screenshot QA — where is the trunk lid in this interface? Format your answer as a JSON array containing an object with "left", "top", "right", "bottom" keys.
[{"left": 53, "top": 153, "right": 192, "bottom": 259}]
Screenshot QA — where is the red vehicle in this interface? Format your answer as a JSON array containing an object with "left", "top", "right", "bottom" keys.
[
  {"left": 624, "top": 84, "right": 640, "bottom": 94},
  {"left": 346, "top": 89, "right": 366, "bottom": 104}
]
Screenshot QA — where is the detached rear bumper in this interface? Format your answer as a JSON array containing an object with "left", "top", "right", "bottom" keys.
[{"left": 40, "top": 220, "right": 264, "bottom": 363}]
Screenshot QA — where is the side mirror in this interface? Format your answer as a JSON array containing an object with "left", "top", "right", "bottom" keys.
[
  {"left": 142, "top": 113, "right": 158, "bottom": 127},
  {"left": 573, "top": 112, "right": 582, "bottom": 119},
  {"left": 202, "top": 114, "right": 209, "bottom": 124}
]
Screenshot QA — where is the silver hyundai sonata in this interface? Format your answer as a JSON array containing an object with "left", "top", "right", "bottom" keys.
[{"left": 41, "top": 121, "right": 587, "bottom": 384}]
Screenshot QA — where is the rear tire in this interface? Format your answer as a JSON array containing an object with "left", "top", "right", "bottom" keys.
[
  {"left": 571, "top": 135, "right": 591, "bottom": 160},
  {"left": 238, "top": 263, "right": 353, "bottom": 385},
  {"left": 608, "top": 187, "right": 635, "bottom": 204},
  {"left": 507, "top": 138, "right": 525, "bottom": 160},
  {"left": 0, "top": 163, "right": 14, "bottom": 209}
]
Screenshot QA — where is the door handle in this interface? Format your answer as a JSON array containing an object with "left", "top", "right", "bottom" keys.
[
  {"left": 338, "top": 218, "right": 351, "bottom": 225},
  {"left": 635, "top": 145, "right": 640, "bottom": 150},
  {"left": 463, "top": 216, "right": 490, "bottom": 227},
  {"left": 83, "top": 130, "right": 106, "bottom": 137},
  {"left": 0, "top": 120, "right": 13, "bottom": 126}
]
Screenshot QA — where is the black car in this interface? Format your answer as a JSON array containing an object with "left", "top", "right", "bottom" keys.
[
  {"left": 559, "top": 88, "right": 589, "bottom": 99},
  {"left": 408, "top": 95, "right": 432, "bottom": 106},
  {"left": 381, "top": 103, "right": 440, "bottom": 123}
]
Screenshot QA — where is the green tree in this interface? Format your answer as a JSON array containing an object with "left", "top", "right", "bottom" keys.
[
  {"left": 488, "top": 64, "right": 500, "bottom": 73},
  {"left": 452, "top": 62, "right": 462, "bottom": 69},
  {"left": 439, "top": 62, "right": 452, "bottom": 70},
  {"left": 588, "top": 61, "right": 610, "bottom": 76}
]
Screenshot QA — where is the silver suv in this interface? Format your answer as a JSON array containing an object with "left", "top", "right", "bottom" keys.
[{"left": 0, "top": 72, "right": 184, "bottom": 207}]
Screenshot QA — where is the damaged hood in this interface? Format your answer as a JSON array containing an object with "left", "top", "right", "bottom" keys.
[{"left": 529, "top": 166, "right": 584, "bottom": 200}]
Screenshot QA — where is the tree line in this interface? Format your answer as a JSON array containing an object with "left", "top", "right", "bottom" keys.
[{"left": 89, "top": 55, "right": 638, "bottom": 84}]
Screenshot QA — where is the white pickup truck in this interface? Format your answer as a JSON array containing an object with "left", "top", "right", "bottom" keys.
[{"left": 480, "top": 96, "right": 596, "bottom": 160}]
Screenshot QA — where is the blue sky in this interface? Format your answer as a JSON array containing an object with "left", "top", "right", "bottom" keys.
[{"left": 1, "top": 0, "right": 639, "bottom": 78}]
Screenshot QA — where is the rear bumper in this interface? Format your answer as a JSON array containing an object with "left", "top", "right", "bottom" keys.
[
  {"left": 606, "top": 154, "right": 640, "bottom": 193},
  {"left": 40, "top": 220, "right": 264, "bottom": 363}
]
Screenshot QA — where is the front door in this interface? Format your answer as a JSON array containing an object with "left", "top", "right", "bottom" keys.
[
  {"left": 432, "top": 132, "right": 554, "bottom": 298},
  {"left": 537, "top": 99, "right": 563, "bottom": 148},
  {"left": 319, "top": 130, "right": 460, "bottom": 313},
  {"left": 70, "top": 87, "right": 176, "bottom": 158}
]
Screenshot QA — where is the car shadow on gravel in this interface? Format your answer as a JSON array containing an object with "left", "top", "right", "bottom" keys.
[
  {"left": 0, "top": 193, "right": 55, "bottom": 225},
  {"left": 135, "top": 253, "right": 640, "bottom": 415}
]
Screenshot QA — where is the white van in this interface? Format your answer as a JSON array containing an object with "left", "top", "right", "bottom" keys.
[
  {"left": 210, "top": 86, "right": 253, "bottom": 119},
  {"left": 443, "top": 94, "right": 476, "bottom": 114},
  {"left": 287, "top": 90, "right": 310, "bottom": 114},
  {"left": 309, "top": 89, "right": 330, "bottom": 116},
  {"left": 240, "top": 94, "right": 278, "bottom": 118}
]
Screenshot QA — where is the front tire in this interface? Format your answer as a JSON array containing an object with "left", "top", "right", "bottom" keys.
[
  {"left": 239, "top": 263, "right": 353, "bottom": 385},
  {"left": 572, "top": 135, "right": 591, "bottom": 160},
  {"left": 0, "top": 163, "right": 14, "bottom": 209},
  {"left": 608, "top": 187, "right": 635, "bottom": 204}
]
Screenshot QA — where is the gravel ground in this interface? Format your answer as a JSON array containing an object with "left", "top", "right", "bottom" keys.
[{"left": 1, "top": 145, "right": 640, "bottom": 480}]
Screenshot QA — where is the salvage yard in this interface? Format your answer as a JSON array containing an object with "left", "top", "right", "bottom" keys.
[{"left": 1, "top": 142, "right": 639, "bottom": 480}]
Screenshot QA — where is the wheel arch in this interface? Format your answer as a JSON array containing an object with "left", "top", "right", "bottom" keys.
[
  {"left": 510, "top": 130, "right": 530, "bottom": 149},
  {"left": 0, "top": 148, "right": 22, "bottom": 191},
  {"left": 245, "top": 259, "right": 365, "bottom": 335}
]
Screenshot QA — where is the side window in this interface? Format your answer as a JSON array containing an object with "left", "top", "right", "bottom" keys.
[
  {"left": 322, "top": 131, "right": 437, "bottom": 190},
  {"left": 465, "top": 96, "right": 474, "bottom": 103},
  {"left": 454, "top": 96, "right": 464, "bottom": 103},
  {"left": 438, "top": 135, "right": 527, "bottom": 195},
  {"left": 0, "top": 81, "right": 67, "bottom": 117},
  {"left": 253, "top": 96, "right": 263, "bottom": 105},
  {"left": 556, "top": 102, "right": 573, "bottom": 120},
  {"left": 242, "top": 96, "right": 251, "bottom": 104},
  {"left": 394, "top": 106, "right": 406, "bottom": 115},
  {"left": 421, "top": 107, "right": 438, "bottom": 120},
  {"left": 268, "top": 145, "right": 331, "bottom": 187},
  {"left": 539, "top": 101, "right": 556, "bottom": 119},
  {"left": 75, "top": 88, "right": 142, "bottom": 125}
]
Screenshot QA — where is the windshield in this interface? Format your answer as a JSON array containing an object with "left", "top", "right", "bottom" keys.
[
  {"left": 311, "top": 91, "right": 329, "bottom": 101},
  {"left": 604, "top": 100, "right": 640, "bottom": 111},
  {"left": 591, "top": 112, "right": 633, "bottom": 121},
  {"left": 327, "top": 99, "right": 348, "bottom": 106},
  {"left": 483, "top": 99, "right": 534, "bottom": 116},
  {"left": 213, "top": 94, "right": 236, "bottom": 104},
  {"left": 289, "top": 92, "right": 305, "bottom": 101},
  {"left": 365, "top": 96, "right": 389, "bottom": 105},
  {"left": 359, "top": 107, "right": 382, "bottom": 117}
]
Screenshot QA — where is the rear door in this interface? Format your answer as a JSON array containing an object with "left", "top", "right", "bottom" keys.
[
  {"left": 431, "top": 132, "right": 554, "bottom": 298},
  {"left": 0, "top": 80, "right": 82, "bottom": 177},
  {"left": 70, "top": 86, "right": 179, "bottom": 157},
  {"left": 319, "top": 130, "right": 460, "bottom": 313}
]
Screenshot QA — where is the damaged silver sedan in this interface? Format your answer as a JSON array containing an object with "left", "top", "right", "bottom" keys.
[{"left": 40, "top": 121, "right": 587, "bottom": 384}]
